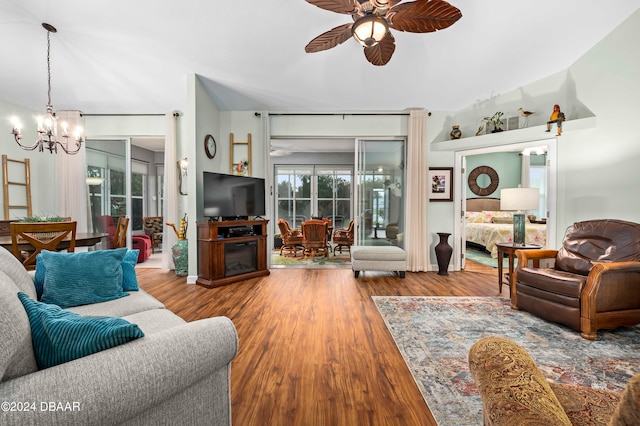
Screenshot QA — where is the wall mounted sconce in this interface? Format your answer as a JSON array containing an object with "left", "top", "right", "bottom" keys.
[{"left": 177, "top": 157, "right": 188, "bottom": 195}]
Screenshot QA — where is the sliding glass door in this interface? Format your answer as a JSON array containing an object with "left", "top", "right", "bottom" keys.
[
  {"left": 274, "top": 166, "right": 353, "bottom": 231},
  {"left": 355, "top": 139, "right": 405, "bottom": 247},
  {"left": 275, "top": 167, "right": 312, "bottom": 228}
]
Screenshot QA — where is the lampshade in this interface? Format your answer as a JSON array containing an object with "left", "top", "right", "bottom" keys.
[
  {"left": 500, "top": 188, "right": 539, "bottom": 211},
  {"left": 352, "top": 15, "right": 388, "bottom": 47}
]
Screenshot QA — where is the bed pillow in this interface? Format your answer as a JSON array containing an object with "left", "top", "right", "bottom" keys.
[
  {"left": 18, "top": 292, "right": 144, "bottom": 369},
  {"left": 492, "top": 217, "right": 513, "bottom": 224},
  {"left": 466, "top": 211, "right": 484, "bottom": 223},
  {"left": 482, "top": 210, "right": 514, "bottom": 223},
  {"left": 40, "top": 249, "right": 129, "bottom": 308}
]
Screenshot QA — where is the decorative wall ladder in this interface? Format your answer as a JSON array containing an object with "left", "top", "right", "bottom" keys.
[
  {"left": 229, "top": 133, "right": 252, "bottom": 176},
  {"left": 2, "top": 155, "right": 33, "bottom": 219}
]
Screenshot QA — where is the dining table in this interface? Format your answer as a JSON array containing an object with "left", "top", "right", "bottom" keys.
[{"left": 0, "top": 232, "right": 109, "bottom": 252}]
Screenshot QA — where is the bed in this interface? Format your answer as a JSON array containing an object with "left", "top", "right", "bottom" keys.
[{"left": 465, "top": 198, "right": 546, "bottom": 258}]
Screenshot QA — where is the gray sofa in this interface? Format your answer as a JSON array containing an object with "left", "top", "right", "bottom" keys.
[{"left": 0, "top": 247, "right": 238, "bottom": 425}]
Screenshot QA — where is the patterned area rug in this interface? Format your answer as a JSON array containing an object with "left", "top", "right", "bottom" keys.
[
  {"left": 270, "top": 250, "right": 351, "bottom": 268},
  {"left": 372, "top": 296, "right": 640, "bottom": 426}
]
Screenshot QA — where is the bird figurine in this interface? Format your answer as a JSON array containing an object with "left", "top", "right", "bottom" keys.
[{"left": 518, "top": 108, "right": 535, "bottom": 127}]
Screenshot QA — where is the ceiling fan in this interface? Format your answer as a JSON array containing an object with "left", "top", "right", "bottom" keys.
[{"left": 305, "top": 0, "right": 462, "bottom": 66}]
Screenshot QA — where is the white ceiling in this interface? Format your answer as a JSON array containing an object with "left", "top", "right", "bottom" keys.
[{"left": 1, "top": 1, "right": 638, "bottom": 116}]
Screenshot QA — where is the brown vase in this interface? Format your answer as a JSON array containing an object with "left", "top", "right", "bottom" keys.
[{"left": 435, "top": 232, "right": 453, "bottom": 275}]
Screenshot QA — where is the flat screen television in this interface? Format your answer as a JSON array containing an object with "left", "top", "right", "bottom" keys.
[{"left": 203, "top": 172, "right": 266, "bottom": 220}]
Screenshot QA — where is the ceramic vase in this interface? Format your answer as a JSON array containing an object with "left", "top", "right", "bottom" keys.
[
  {"left": 172, "top": 239, "right": 188, "bottom": 276},
  {"left": 450, "top": 125, "right": 462, "bottom": 139},
  {"left": 435, "top": 232, "right": 453, "bottom": 276}
]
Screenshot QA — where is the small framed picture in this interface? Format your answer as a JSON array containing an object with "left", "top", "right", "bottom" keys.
[{"left": 429, "top": 167, "right": 453, "bottom": 202}]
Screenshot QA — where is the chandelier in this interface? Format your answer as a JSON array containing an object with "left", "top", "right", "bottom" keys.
[{"left": 11, "top": 23, "right": 84, "bottom": 155}]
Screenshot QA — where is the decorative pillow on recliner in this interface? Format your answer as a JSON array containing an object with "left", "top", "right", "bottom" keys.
[
  {"left": 18, "top": 292, "right": 144, "bottom": 369},
  {"left": 40, "top": 249, "right": 129, "bottom": 308}
]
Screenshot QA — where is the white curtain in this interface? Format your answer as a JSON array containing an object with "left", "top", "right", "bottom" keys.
[
  {"left": 405, "top": 110, "right": 429, "bottom": 271},
  {"left": 56, "top": 110, "right": 89, "bottom": 233},
  {"left": 161, "top": 112, "right": 179, "bottom": 269},
  {"left": 521, "top": 154, "right": 531, "bottom": 188}
]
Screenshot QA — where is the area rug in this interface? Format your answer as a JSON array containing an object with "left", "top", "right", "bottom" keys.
[
  {"left": 270, "top": 250, "right": 351, "bottom": 267},
  {"left": 372, "top": 296, "right": 640, "bottom": 426},
  {"left": 465, "top": 247, "right": 509, "bottom": 268}
]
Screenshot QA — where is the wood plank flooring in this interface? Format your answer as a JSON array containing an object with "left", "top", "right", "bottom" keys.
[{"left": 136, "top": 260, "right": 505, "bottom": 426}]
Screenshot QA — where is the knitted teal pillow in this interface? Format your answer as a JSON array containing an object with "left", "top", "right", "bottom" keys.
[
  {"left": 18, "top": 292, "right": 144, "bottom": 369},
  {"left": 122, "top": 249, "right": 140, "bottom": 291},
  {"left": 40, "top": 249, "right": 129, "bottom": 308}
]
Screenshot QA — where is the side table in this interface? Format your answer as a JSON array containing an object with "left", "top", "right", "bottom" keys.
[{"left": 496, "top": 242, "right": 542, "bottom": 294}]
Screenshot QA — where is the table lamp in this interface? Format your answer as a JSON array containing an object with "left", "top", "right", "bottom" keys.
[{"left": 500, "top": 188, "right": 540, "bottom": 245}]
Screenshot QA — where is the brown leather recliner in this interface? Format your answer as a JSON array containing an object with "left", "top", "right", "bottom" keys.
[{"left": 513, "top": 219, "right": 640, "bottom": 340}]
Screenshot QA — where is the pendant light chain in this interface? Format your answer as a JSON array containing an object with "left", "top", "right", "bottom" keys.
[{"left": 47, "top": 29, "right": 52, "bottom": 107}]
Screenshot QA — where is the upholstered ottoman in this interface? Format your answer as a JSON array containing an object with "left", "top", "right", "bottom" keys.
[{"left": 351, "top": 246, "right": 406, "bottom": 278}]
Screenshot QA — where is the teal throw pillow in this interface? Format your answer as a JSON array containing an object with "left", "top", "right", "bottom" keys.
[
  {"left": 34, "top": 253, "right": 46, "bottom": 300},
  {"left": 18, "top": 292, "right": 144, "bottom": 369},
  {"left": 40, "top": 248, "right": 129, "bottom": 308},
  {"left": 36, "top": 249, "right": 139, "bottom": 298},
  {"left": 122, "top": 249, "right": 140, "bottom": 291}
]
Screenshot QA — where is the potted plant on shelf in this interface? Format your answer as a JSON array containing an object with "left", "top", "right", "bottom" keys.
[{"left": 483, "top": 112, "right": 504, "bottom": 133}]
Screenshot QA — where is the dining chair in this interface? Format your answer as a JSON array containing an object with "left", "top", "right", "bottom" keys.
[
  {"left": 301, "top": 219, "right": 329, "bottom": 260},
  {"left": 277, "top": 219, "right": 304, "bottom": 257},
  {"left": 10, "top": 221, "right": 77, "bottom": 270},
  {"left": 113, "top": 217, "right": 129, "bottom": 249}
]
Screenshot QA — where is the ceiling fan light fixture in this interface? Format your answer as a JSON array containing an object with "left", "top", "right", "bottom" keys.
[{"left": 352, "top": 15, "right": 388, "bottom": 47}]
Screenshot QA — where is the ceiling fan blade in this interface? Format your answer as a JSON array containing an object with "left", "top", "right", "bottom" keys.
[
  {"left": 387, "top": 0, "right": 462, "bottom": 33},
  {"left": 364, "top": 32, "right": 395, "bottom": 65},
  {"left": 305, "top": 23, "right": 354, "bottom": 53},
  {"left": 305, "top": 0, "right": 358, "bottom": 14}
]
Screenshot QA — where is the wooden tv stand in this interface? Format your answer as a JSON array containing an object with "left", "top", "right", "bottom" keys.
[{"left": 196, "top": 219, "right": 270, "bottom": 288}]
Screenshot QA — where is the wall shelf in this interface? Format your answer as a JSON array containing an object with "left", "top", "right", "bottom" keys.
[{"left": 431, "top": 116, "right": 597, "bottom": 152}]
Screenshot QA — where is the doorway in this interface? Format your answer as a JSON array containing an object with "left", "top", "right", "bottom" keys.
[{"left": 454, "top": 139, "right": 557, "bottom": 271}]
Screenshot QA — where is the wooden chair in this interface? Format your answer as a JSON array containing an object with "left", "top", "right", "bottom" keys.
[
  {"left": 113, "top": 217, "right": 129, "bottom": 249},
  {"left": 277, "top": 219, "right": 304, "bottom": 257},
  {"left": 10, "top": 221, "right": 77, "bottom": 270},
  {"left": 301, "top": 219, "right": 328, "bottom": 260},
  {"left": 333, "top": 219, "right": 354, "bottom": 255}
]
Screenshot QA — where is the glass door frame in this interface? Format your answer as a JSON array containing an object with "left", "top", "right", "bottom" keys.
[{"left": 354, "top": 138, "right": 406, "bottom": 247}]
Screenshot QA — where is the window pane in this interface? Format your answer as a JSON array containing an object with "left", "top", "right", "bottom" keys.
[
  {"left": 131, "top": 173, "right": 143, "bottom": 197},
  {"left": 110, "top": 170, "right": 125, "bottom": 195},
  {"left": 111, "top": 197, "right": 126, "bottom": 217}
]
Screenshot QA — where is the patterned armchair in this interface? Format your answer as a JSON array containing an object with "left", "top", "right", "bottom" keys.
[
  {"left": 143, "top": 216, "right": 163, "bottom": 253},
  {"left": 333, "top": 219, "right": 354, "bottom": 255},
  {"left": 469, "top": 336, "right": 639, "bottom": 426},
  {"left": 277, "top": 219, "right": 303, "bottom": 257}
]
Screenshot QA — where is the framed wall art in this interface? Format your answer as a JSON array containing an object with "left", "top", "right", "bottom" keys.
[{"left": 429, "top": 167, "right": 453, "bottom": 202}]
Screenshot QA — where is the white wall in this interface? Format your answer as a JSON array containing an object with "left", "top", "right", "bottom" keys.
[{"left": 426, "top": 9, "right": 640, "bottom": 261}]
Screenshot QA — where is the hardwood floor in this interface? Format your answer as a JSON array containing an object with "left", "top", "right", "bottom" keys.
[{"left": 136, "top": 260, "right": 505, "bottom": 426}]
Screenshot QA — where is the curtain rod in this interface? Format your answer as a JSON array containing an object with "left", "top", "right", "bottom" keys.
[
  {"left": 266, "top": 112, "right": 411, "bottom": 116},
  {"left": 83, "top": 113, "right": 165, "bottom": 117}
]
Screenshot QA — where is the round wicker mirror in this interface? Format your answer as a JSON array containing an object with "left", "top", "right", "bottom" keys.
[{"left": 468, "top": 166, "right": 499, "bottom": 196}]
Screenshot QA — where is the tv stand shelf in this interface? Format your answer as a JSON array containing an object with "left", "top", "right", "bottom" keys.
[{"left": 196, "top": 219, "right": 270, "bottom": 288}]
